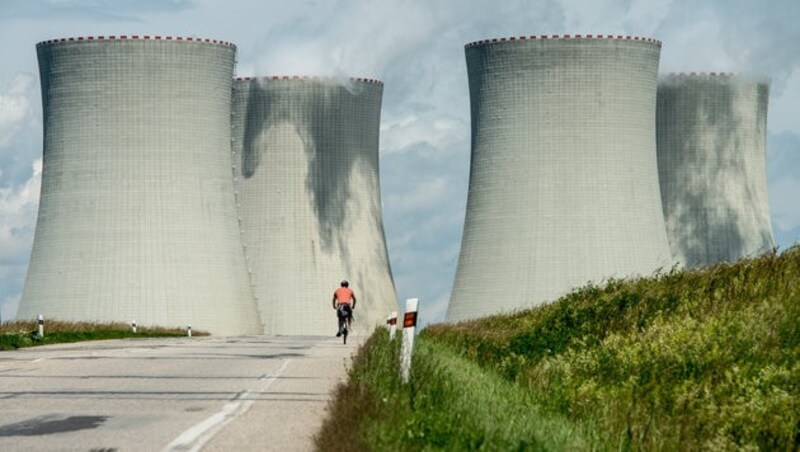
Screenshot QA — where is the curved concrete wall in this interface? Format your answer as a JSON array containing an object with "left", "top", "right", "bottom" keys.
[
  {"left": 231, "top": 76, "right": 397, "bottom": 335},
  {"left": 447, "top": 35, "right": 672, "bottom": 322},
  {"left": 19, "top": 36, "right": 262, "bottom": 335},
  {"left": 657, "top": 73, "right": 774, "bottom": 268}
]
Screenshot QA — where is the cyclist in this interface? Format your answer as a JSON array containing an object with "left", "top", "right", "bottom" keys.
[{"left": 332, "top": 280, "right": 357, "bottom": 337}]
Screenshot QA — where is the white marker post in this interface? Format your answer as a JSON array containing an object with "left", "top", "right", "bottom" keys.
[
  {"left": 400, "top": 299, "right": 419, "bottom": 383},
  {"left": 187, "top": 325, "right": 192, "bottom": 337},
  {"left": 131, "top": 320, "right": 137, "bottom": 334},
  {"left": 387, "top": 311, "right": 397, "bottom": 341},
  {"left": 37, "top": 314, "right": 44, "bottom": 338}
]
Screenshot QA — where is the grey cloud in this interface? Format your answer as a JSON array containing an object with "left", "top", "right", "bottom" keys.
[
  {"left": 0, "top": 74, "right": 40, "bottom": 188},
  {"left": 0, "top": 159, "right": 40, "bottom": 322},
  {"left": 242, "top": 0, "right": 567, "bottom": 77},
  {"left": 0, "top": 231, "right": 35, "bottom": 265},
  {"left": 0, "top": 0, "right": 194, "bottom": 22},
  {"left": 0, "top": 0, "right": 797, "bottom": 323},
  {"left": 656, "top": 0, "right": 800, "bottom": 92},
  {"left": 0, "top": 280, "right": 22, "bottom": 321},
  {"left": 381, "top": 139, "right": 469, "bottom": 326}
]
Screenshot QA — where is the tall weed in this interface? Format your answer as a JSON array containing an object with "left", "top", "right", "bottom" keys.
[
  {"left": 426, "top": 247, "right": 800, "bottom": 449},
  {"left": 316, "top": 329, "right": 593, "bottom": 450}
]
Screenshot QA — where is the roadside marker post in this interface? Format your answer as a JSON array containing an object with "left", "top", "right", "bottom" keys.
[
  {"left": 387, "top": 311, "right": 397, "bottom": 341},
  {"left": 187, "top": 325, "right": 192, "bottom": 337},
  {"left": 400, "top": 299, "right": 419, "bottom": 383},
  {"left": 37, "top": 314, "right": 44, "bottom": 338},
  {"left": 131, "top": 320, "right": 137, "bottom": 334}
]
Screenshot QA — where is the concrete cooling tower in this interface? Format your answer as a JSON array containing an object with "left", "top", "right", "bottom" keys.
[
  {"left": 657, "top": 73, "right": 774, "bottom": 268},
  {"left": 19, "top": 35, "right": 262, "bottom": 335},
  {"left": 447, "top": 35, "right": 673, "bottom": 322},
  {"left": 230, "top": 76, "right": 397, "bottom": 336}
]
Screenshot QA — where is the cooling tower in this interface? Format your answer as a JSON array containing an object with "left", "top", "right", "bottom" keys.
[
  {"left": 447, "top": 35, "right": 673, "bottom": 322},
  {"left": 230, "top": 76, "right": 397, "bottom": 336},
  {"left": 19, "top": 35, "right": 262, "bottom": 335},
  {"left": 656, "top": 73, "right": 774, "bottom": 268}
]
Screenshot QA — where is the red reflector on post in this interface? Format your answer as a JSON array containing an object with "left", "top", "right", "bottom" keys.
[
  {"left": 388, "top": 317, "right": 397, "bottom": 326},
  {"left": 403, "top": 312, "right": 417, "bottom": 328}
]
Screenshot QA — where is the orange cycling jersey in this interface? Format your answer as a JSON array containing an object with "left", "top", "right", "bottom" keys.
[{"left": 334, "top": 287, "right": 354, "bottom": 305}]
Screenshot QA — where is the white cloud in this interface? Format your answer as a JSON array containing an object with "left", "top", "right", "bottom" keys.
[
  {"left": 249, "top": 0, "right": 435, "bottom": 78},
  {"left": 658, "top": 13, "right": 734, "bottom": 73},
  {"left": 655, "top": 0, "right": 800, "bottom": 93},
  {"left": 559, "top": 0, "right": 673, "bottom": 33},
  {"left": 381, "top": 114, "right": 466, "bottom": 155},
  {"left": 0, "top": 74, "right": 34, "bottom": 148},
  {"left": 0, "top": 158, "right": 41, "bottom": 263},
  {"left": 0, "top": 293, "right": 20, "bottom": 322},
  {"left": 1, "top": 0, "right": 194, "bottom": 20},
  {"left": 0, "top": 0, "right": 798, "bottom": 325},
  {"left": 770, "top": 70, "right": 800, "bottom": 135},
  {"left": 0, "top": 158, "right": 40, "bottom": 321},
  {"left": 387, "top": 176, "right": 448, "bottom": 211},
  {"left": 0, "top": 73, "right": 39, "bottom": 321}
]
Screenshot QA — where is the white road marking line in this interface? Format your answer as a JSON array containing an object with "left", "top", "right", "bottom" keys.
[{"left": 162, "top": 359, "right": 290, "bottom": 452}]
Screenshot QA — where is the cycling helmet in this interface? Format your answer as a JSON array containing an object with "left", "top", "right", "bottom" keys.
[{"left": 341, "top": 280, "right": 349, "bottom": 287}]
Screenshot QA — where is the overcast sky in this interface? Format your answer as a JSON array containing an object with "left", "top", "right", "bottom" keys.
[{"left": 0, "top": 0, "right": 798, "bottom": 326}]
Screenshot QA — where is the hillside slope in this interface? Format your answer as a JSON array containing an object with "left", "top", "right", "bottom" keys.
[{"left": 317, "top": 247, "right": 799, "bottom": 450}]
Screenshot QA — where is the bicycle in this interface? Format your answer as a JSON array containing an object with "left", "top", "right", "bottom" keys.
[{"left": 337, "top": 304, "right": 353, "bottom": 344}]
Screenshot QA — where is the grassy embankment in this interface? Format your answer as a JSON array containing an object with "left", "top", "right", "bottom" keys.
[
  {"left": 316, "top": 246, "right": 800, "bottom": 450},
  {"left": 0, "top": 320, "right": 205, "bottom": 350}
]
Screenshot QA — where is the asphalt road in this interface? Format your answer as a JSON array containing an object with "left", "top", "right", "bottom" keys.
[{"left": 0, "top": 335, "right": 360, "bottom": 451}]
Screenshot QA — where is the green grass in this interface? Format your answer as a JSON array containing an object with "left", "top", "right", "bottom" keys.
[
  {"left": 0, "top": 320, "right": 206, "bottom": 350},
  {"left": 315, "top": 329, "right": 593, "bottom": 451},
  {"left": 319, "top": 246, "right": 800, "bottom": 450}
]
